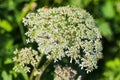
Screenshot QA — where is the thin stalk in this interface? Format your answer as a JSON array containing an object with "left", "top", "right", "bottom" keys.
[
  {"left": 30, "top": 49, "right": 59, "bottom": 80},
  {"left": 35, "top": 57, "right": 53, "bottom": 80},
  {"left": 29, "top": 53, "right": 44, "bottom": 80},
  {"left": 18, "top": 23, "right": 26, "bottom": 45},
  {"left": 15, "top": 1, "right": 36, "bottom": 45}
]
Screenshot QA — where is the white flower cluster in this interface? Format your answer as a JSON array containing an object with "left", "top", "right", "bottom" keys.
[
  {"left": 22, "top": 6, "right": 102, "bottom": 73},
  {"left": 13, "top": 47, "right": 40, "bottom": 73},
  {"left": 54, "top": 65, "right": 81, "bottom": 80}
]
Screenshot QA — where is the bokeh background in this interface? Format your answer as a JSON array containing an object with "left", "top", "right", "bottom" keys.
[{"left": 0, "top": 0, "right": 120, "bottom": 80}]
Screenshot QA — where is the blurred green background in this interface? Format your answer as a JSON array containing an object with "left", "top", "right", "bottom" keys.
[{"left": 0, "top": 0, "right": 120, "bottom": 80}]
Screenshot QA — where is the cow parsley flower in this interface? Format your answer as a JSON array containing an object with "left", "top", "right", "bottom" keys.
[
  {"left": 14, "top": 6, "right": 102, "bottom": 74},
  {"left": 54, "top": 65, "right": 81, "bottom": 80},
  {"left": 13, "top": 47, "right": 40, "bottom": 73}
]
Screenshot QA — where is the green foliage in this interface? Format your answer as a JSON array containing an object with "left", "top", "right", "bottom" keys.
[
  {"left": 0, "top": 0, "right": 120, "bottom": 80},
  {"left": 1, "top": 71, "right": 12, "bottom": 80},
  {"left": 101, "top": 1, "right": 115, "bottom": 19},
  {"left": 0, "top": 20, "right": 13, "bottom": 32},
  {"left": 101, "top": 58, "right": 120, "bottom": 80},
  {"left": 96, "top": 20, "right": 113, "bottom": 41}
]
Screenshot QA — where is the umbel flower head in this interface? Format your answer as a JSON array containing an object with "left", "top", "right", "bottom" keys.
[
  {"left": 14, "top": 6, "right": 102, "bottom": 73},
  {"left": 13, "top": 47, "right": 40, "bottom": 72}
]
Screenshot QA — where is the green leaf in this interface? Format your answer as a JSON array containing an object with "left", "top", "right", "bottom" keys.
[
  {"left": 9, "top": 70, "right": 17, "bottom": 78},
  {"left": 1, "top": 71, "right": 12, "bottom": 80},
  {"left": 70, "top": 0, "right": 91, "bottom": 7},
  {"left": 8, "top": 0, "right": 15, "bottom": 10},
  {"left": 103, "top": 58, "right": 120, "bottom": 80},
  {"left": 115, "top": 1, "right": 120, "bottom": 14},
  {"left": 97, "top": 20, "right": 113, "bottom": 41},
  {"left": 106, "top": 61, "right": 115, "bottom": 70},
  {"left": 102, "top": 1, "right": 115, "bottom": 19},
  {"left": 4, "top": 58, "right": 12, "bottom": 64},
  {"left": 0, "top": 20, "right": 13, "bottom": 32},
  {"left": 81, "top": 0, "right": 92, "bottom": 7},
  {"left": 69, "top": 0, "right": 82, "bottom": 7},
  {"left": 5, "top": 39, "right": 14, "bottom": 49}
]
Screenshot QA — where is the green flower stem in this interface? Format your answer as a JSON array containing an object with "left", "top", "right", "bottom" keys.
[
  {"left": 36, "top": 56, "right": 54, "bottom": 80},
  {"left": 35, "top": 59, "right": 53, "bottom": 80},
  {"left": 29, "top": 53, "right": 44, "bottom": 80},
  {"left": 34, "top": 52, "right": 57, "bottom": 80},
  {"left": 15, "top": 1, "right": 36, "bottom": 45}
]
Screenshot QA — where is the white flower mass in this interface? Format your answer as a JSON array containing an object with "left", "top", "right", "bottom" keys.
[{"left": 14, "top": 6, "right": 102, "bottom": 73}]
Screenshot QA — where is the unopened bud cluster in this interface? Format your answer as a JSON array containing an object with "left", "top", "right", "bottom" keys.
[{"left": 13, "top": 6, "right": 102, "bottom": 74}]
